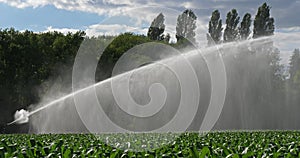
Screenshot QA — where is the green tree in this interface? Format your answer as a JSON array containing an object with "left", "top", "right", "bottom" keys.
[
  {"left": 224, "top": 9, "right": 240, "bottom": 42},
  {"left": 0, "top": 28, "right": 85, "bottom": 130},
  {"left": 285, "top": 49, "right": 300, "bottom": 127},
  {"left": 242, "top": 2, "right": 282, "bottom": 127},
  {"left": 253, "top": 3, "right": 275, "bottom": 38},
  {"left": 239, "top": 13, "right": 252, "bottom": 40},
  {"left": 176, "top": 9, "right": 197, "bottom": 43},
  {"left": 289, "top": 49, "right": 300, "bottom": 85},
  {"left": 269, "top": 48, "right": 285, "bottom": 89},
  {"left": 96, "top": 33, "right": 151, "bottom": 81},
  {"left": 207, "top": 10, "right": 223, "bottom": 45},
  {"left": 147, "top": 13, "right": 165, "bottom": 41},
  {"left": 164, "top": 33, "right": 170, "bottom": 43}
]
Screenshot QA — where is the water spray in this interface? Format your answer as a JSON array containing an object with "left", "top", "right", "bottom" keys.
[
  {"left": 7, "top": 37, "right": 272, "bottom": 127},
  {"left": 7, "top": 109, "right": 29, "bottom": 125}
]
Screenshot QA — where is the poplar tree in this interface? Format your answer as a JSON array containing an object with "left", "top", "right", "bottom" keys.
[
  {"left": 239, "top": 13, "right": 252, "bottom": 40},
  {"left": 289, "top": 49, "right": 300, "bottom": 83},
  {"left": 176, "top": 9, "right": 197, "bottom": 43},
  {"left": 224, "top": 9, "right": 240, "bottom": 42},
  {"left": 147, "top": 13, "right": 165, "bottom": 41},
  {"left": 207, "top": 10, "right": 223, "bottom": 45},
  {"left": 253, "top": 3, "right": 275, "bottom": 38}
]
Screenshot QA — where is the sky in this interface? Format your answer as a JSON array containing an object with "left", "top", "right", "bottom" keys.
[{"left": 0, "top": 0, "right": 299, "bottom": 64}]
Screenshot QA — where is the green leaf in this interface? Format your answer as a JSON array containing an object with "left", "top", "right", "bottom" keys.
[
  {"left": 199, "top": 147, "right": 210, "bottom": 158},
  {"left": 63, "top": 149, "right": 71, "bottom": 158}
]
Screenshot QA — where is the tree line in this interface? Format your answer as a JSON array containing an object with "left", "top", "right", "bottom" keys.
[
  {"left": 147, "top": 3, "right": 274, "bottom": 45},
  {"left": 0, "top": 30, "right": 85, "bottom": 132}
]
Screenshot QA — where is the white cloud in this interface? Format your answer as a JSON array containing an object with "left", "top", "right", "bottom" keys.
[
  {"left": 277, "top": 27, "right": 300, "bottom": 32},
  {"left": 0, "top": 0, "right": 126, "bottom": 16},
  {"left": 274, "top": 30, "right": 300, "bottom": 65},
  {"left": 0, "top": 0, "right": 167, "bottom": 17},
  {"left": 274, "top": 32, "right": 300, "bottom": 51},
  {"left": 0, "top": 0, "right": 49, "bottom": 8},
  {"left": 85, "top": 23, "right": 148, "bottom": 36},
  {"left": 45, "top": 26, "right": 80, "bottom": 34},
  {"left": 43, "top": 23, "right": 148, "bottom": 37}
]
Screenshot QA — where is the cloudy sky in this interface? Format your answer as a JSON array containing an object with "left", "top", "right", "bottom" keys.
[{"left": 0, "top": 0, "right": 299, "bottom": 64}]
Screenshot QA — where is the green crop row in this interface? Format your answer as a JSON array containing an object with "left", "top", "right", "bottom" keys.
[{"left": 0, "top": 131, "right": 300, "bottom": 157}]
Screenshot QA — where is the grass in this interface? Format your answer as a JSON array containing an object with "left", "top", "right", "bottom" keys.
[{"left": 0, "top": 131, "right": 300, "bottom": 157}]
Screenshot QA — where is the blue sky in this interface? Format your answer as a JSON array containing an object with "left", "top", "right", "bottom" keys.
[
  {"left": 0, "top": 3, "right": 104, "bottom": 31},
  {"left": 0, "top": 0, "right": 299, "bottom": 64},
  {"left": 1, "top": 0, "right": 299, "bottom": 33}
]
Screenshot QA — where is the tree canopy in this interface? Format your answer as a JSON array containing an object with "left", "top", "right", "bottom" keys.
[
  {"left": 147, "top": 13, "right": 165, "bottom": 41},
  {"left": 96, "top": 33, "right": 151, "bottom": 81},
  {"left": 176, "top": 9, "right": 197, "bottom": 43},
  {"left": 207, "top": 10, "right": 223, "bottom": 45},
  {"left": 289, "top": 49, "right": 300, "bottom": 86},
  {"left": 253, "top": 3, "right": 275, "bottom": 38},
  {"left": 0, "top": 28, "right": 85, "bottom": 130},
  {"left": 224, "top": 9, "right": 240, "bottom": 42},
  {"left": 239, "top": 13, "right": 252, "bottom": 40}
]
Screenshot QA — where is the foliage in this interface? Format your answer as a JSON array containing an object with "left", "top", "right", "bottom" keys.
[
  {"left": 289, "top": 49, "right": 300, "bottom": 83},
  {"left": 176, "top": 9, "right": 197, "bottom": 43},
  {"left": 1, "top": 131, "right": 300, "bottom": 157},
  {"left": 147, "top": 13, "right": 165, "bottom": 41},
  {"left": 207, "top": 10, "right": 223, "bottom": 45},
  {"left": 224, "top": 9, "right": 240, "bottom": 42},
  {"left": 164, "top": 33, "right": 170, "bottom": 43},
  {"left": 239, "top": 13, "right": 252, "bottom": 40},
  {"left": 286, "top": 49, "right": 300, "bottom": 114},
  {"left": 96, "top": 33, "right": 152, "bottom": 81},
  {"left": 0, "top": 28, "right": 85, "bottom": 126},
  {"left": 253, "top": 3, "right": 275, "bottom": 38}
]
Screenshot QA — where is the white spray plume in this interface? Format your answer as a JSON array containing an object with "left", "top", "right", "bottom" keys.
[{"left": 7, "top": 109, "right": 29, "bottom": 125}]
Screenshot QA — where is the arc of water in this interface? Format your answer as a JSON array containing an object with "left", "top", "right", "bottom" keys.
[{"left": 7, "top": 36, "right": 272, "bottom": 126}]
